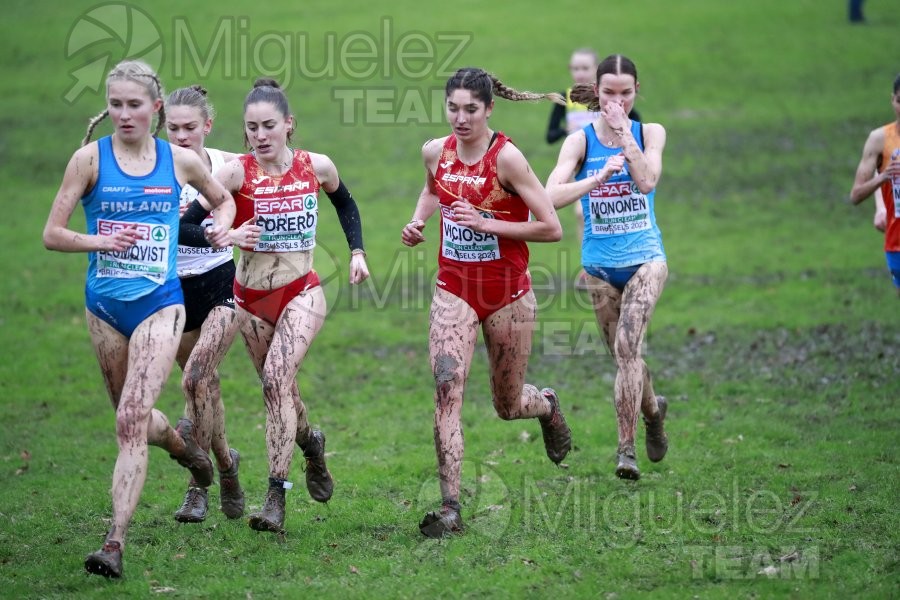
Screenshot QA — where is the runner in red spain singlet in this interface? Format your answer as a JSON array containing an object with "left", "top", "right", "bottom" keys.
[
  {"left": 434, "top": 131, "right": 531, "bottom": 321},
  {"left": 401, "top": 67, "right": 570, "bottom": 538},
  {"left": 214, "top": 78, "right": 369, "bottom": 536}
]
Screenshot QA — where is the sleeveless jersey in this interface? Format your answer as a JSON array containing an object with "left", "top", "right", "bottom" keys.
[
  {"left": 879, "top": 122, "right": 900, "bottom": 251},
  {"left": 82, "top": 136, "right": 182, "bottom": 300},
  {"left": 434, "top": 132, "right": 529, "bottom": 281},
  {"left": 176, "top": 148, "right": 233, "bottom": 277},
  {"left": 565, "top": 87, "right": 600, "bottom": 133},
  {"left": 575, "top": 120, "right": 665, "bottom": 268},
  {"left": 234, "top": 149, "right": 319, "bottom": 253}
]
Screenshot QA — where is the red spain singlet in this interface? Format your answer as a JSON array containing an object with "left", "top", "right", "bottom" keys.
[
  {"left": 234, "top": 149, "right": 320, "bottom": 253},
  {"left": 433, "top": 132, "right": 531, "bottom": 321},
  {"left": 879, "top": 123, "right": 900, "bottom": 252}
]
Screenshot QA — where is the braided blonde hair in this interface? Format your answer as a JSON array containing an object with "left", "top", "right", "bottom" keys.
[{"left": 82, "top": 59, "right": 166, "bottom": 146}]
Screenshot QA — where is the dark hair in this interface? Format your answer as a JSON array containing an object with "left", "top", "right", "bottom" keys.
[
  {"left": 166, "top": 84, "right": 215, "bottom": 121},
  {"left": 243, "top": 78, "right": 293, "bottom": 146},
  {"left": 82, "top": 59, "right": 165, "bottom": 146},
  {"left": 569, "top": 54, "right": 639, "bottom": 111},
  {"left": 445, "top": 67, "right": 563, "bottom": 106},
  {"left": 894, "top": 73, "right": 900, "bottom": 95}
]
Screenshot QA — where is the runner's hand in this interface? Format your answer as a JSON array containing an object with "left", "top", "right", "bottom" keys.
[
  {"left": 230, "top": 218, "right": 262, "bottom": 251},
  {"left": 100, "top": 226, "right": 141, "bottom": 252},
  {"left": 205, "top": 224, "right": 231, "bottom": 249},
  {"left": 450, "top": 201, "right": 487, "bottom": 233},
  {"left": 349, "top": 253, "right": 369, "bottom": 285},
  {"left": 402, "top": 219, "right": 426, "bottom": 247}
]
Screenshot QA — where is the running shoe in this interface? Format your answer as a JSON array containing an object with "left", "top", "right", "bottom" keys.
[
  {"left": 615, "top": 444, "right": 640, "bottom": 480},
  {"left": 248, "top": 488, "right": 286, "bottom": 534},
  {"left": 419, "top": 501, "right": 463, "bottom": 538},
  {"left": 219, "top": 448, "right": 245, "bottom": 519},
  {"left": 84, "top": 540, "right": 123, "bottom": 578},
  {"left": 174, "top": 486, "right": 208, "bottom": 523},
  {"left": 169, "top": 418, "right": 214, "bottom": 487},
  {"left": 539, "top": 388, "right": 572, "bottom": 465},
  {"left": 644, "top": 396, "right": 669, "bottom": 463},
  {"left": 298, "top": 429, "right": 334, "bottom": 503}
]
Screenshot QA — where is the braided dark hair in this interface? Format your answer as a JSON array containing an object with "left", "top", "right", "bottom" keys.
[{"left": 445, "top": 67, "right": 564, "bottom": 106}]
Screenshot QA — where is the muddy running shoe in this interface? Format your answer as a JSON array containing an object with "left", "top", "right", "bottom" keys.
[
  {"left": 419, "top": 501, "right": 463, "bottom": 538},
  {"left": 84, "top": 540, "right": 123, "bottom": 578},
  {"left": 298, "top": 429, "right": 333, "bottom": 503},
  {"left": 538, "top": 388, "right": 572, "bottom": 465},
  {"left": 174, "top": 486, "right": 208, "bottom": 523},
  {"left": 644, "top": 396, "right": 669, "bottom": 463},
  {"left": 169, "top": 418, "right": 214, "bottom": 487},
  {"left": 248, "top": 487, "right": 286, "bottom": 534},
  {"left": 219, "top": 448, "right": 245, "bottom": 519},
  {"left": 615, "top": 444, "right": 640, "bottom": 480}
]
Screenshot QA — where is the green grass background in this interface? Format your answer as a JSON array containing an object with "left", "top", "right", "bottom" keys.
[{"left": 1, "top": 0, "right": 898, "bottom": 597}]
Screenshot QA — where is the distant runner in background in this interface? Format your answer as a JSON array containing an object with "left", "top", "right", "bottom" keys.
[{"left": 850, "top": 73, "right": 900, "bottom": 296}]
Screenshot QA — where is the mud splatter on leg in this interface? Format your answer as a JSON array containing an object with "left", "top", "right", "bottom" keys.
[
  {"left": 482, "top": 291, "right": 546, "bottom": 419},
  {"left": 610, "top": 263, "right": 667, "bottom": 449},
  {"left": 87, "top": 305, "right": 183, "bottom": 546},
  {"left": 428, "top": 289, "right": 478, "bottom": 503}
]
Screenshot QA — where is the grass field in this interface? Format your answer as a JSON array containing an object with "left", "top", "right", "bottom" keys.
[{"left": 1, "top": 0, "right": 899, "bottom": 597}]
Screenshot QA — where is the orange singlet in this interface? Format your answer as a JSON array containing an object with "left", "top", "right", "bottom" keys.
[{"left": 878, "top": 122, "right": 900, "bottom": 252}]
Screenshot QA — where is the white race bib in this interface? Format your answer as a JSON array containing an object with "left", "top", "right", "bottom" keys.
[
  {"left": 96, "top": 219, "right": 169, "bottom": 283},
  {"left": 588, "top": 181, "right": 651, "bottom": 236},
  {"left": 254, "top": 193, "right": 318, "bottom": 252},
  {"left": 440, "top": 206, "right": 501, "bottom": 262}
]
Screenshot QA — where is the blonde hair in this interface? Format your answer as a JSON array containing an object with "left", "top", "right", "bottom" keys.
[
  {"left": 82, "top": 59, "right": 166, "bottom": 146},
  {"left": 570, "top": 47, "right": 599, "bottom": 64}
]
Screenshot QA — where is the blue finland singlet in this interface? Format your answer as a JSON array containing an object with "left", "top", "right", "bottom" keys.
[
  {"left": 82, "top": 136, "right": 182, "bottom": 300},
  {"left": 575, "top": 120, "right": 665, "bottom": 268}
]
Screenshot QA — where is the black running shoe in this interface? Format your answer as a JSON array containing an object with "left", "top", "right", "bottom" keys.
[
  {"left": 419, "top": 501, "right": 463, "bottom": 538},
  {"left": 538, "top": 388, "right": 572, "bottom": 465},
  {"left": 84, "top": 540, "right": 123, "bottom": 578},
  {"left": 248, "top": 488, "right": 286, "bottom": 534},
  {"left": 169, "top": 418, "right": 214, "bottom": 487},
  {"left": 644, "top": 396, "right": 669, "bottom": 463},
  {"left": 615, "top": 444, "right": 640, "bottom": 480},
  {"left": 219, "top": 448, "right": 245, "bottom": 519},
  {"left": 174, "top": 486, "right": 208, "bottom": 523},
  {"left": 298, "top": 429, "right": 334, "bottom": 503}
]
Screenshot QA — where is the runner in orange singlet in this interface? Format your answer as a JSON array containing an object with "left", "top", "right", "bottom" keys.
[{"left": 850, "top": 73, "right": 900, "bottom": 295}]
